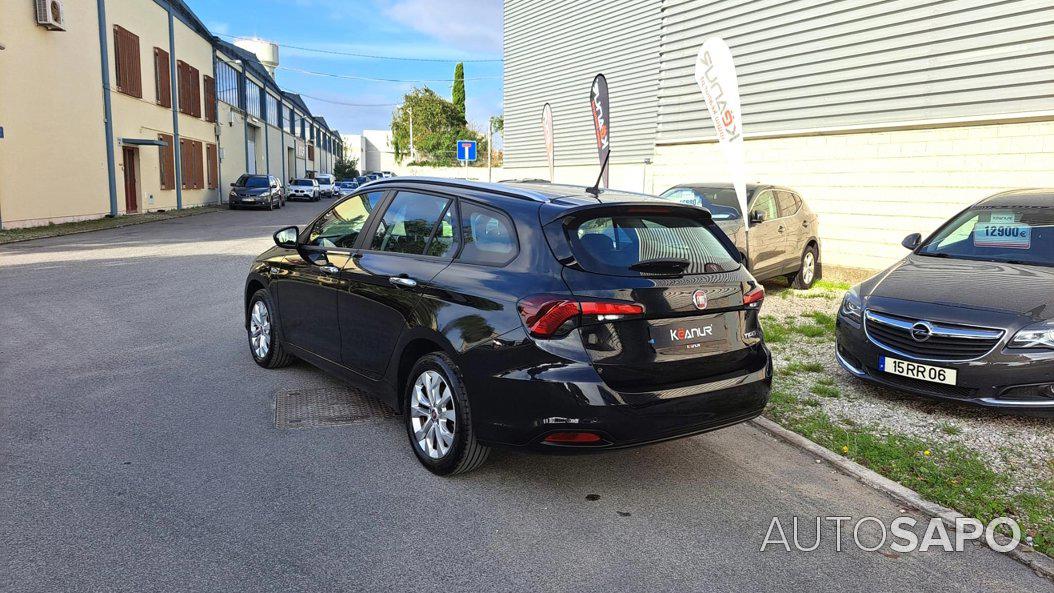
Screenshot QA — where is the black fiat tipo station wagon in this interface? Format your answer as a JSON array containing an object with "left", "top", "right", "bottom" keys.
[{"left": 244, "top": 178, "right": 772, "bottom": 474}]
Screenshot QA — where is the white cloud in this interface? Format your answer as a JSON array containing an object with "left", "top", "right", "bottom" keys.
[{"left": 383, "top": 0, "right": 503, "bottom": 54}]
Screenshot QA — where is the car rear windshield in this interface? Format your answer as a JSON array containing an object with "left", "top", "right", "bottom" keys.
[
  {"left": 659, "top": 187, "right": 744, "bottom": 220},
  {"left": 568, "top": 211, "right": 740, "bottom": 276},
  {"left": 237, "top": 175, "right": 269, "bottom": 188},
  {"left": 919, "top": 204, "right": 1054, "bottom": 267}
]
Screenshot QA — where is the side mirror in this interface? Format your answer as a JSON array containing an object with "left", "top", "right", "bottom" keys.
[
  {"left": 273, "top": 226, "right": 299, "bottom": 248},
  {"left": 230, "top": 182, "right": 236, "bottom": 187},
  {"left": 749, "top": 210, "right": 766, "bottom": 224},
  {"left": 902, "top": 233, "right": 922, "bottom": 250}
]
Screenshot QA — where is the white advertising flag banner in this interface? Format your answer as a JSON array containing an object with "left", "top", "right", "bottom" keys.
[
  {"left": 542, "top": 103, "right": 554, "bottom": 182},
  {"left": 694, "top": 38, "right": 748, "bottom": 224}
]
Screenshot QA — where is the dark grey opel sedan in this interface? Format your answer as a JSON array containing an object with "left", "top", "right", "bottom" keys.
[{"left": 836, "top": 189, "right": 1054, "bottom": 413}]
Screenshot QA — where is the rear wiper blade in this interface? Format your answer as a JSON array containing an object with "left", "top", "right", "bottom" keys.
[{"left": 629, "top": 258, "right": 691, "bottom": 272}]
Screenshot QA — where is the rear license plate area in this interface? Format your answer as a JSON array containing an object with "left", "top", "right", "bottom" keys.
[{"left": 650, "top": 315, "right": 727, "bottom": 354}]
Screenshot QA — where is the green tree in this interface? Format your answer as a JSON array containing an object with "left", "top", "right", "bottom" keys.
[
  {"left": 391, "top": 87, "right": 482, "bottom": 166},
  {"left": 452, "top": 63, "right": 466, "bottom": 125},
  {"left": 334, "top": 157, "right": 358, "bottom": 180}
]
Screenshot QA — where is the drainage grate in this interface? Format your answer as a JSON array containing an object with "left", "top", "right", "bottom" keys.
[{"left": 275, "top": 388, "right": 396, "bottom": 429}]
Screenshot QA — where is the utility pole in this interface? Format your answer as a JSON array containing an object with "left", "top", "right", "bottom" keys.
[{"left": 487, "top": 116, "right": 493, "bottom": 182}]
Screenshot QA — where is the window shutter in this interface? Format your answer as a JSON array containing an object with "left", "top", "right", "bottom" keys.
[
  {"left": 113, "top": 26, "right": 142, "bottom": 98},
  {"left": 206, "top": 143, "right": 218, "bottom": 189},
  {"left": 203, "top": 76, "right": 216, "bottom": 122},
  {"left": 308, "top": 144, "right": 315, "bottom": 162},
  {"left": 158, "top": 133, "right": 175, "bottom": 190},
  {"left": 190, "top": 65, "right": 201, "bottom": 118},
  {"left": 153, "top": 48, "right": 171, "bottom": 107}
]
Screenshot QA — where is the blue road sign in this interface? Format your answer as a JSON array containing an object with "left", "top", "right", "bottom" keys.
[{"left": 456, "top": 139, "right": 477, "bottom": 162}]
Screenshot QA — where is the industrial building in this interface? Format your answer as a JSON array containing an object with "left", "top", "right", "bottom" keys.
[
  {"left": 0, "top": 0, "right": 343, "bottom": 229},
  {"left": 502, "top": 0, "right": 1054, "bottom": 269}
]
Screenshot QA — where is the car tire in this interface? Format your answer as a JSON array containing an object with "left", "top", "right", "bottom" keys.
[
  {"left": 790, "top": 245, "right": 820, "bottom": 289},
  {"left": 404, "top": 352, "right": 490, "bottom": 476},
  {"left": 247, "top": 289, "right": 294, "bottom": 369},
  {"left": 267, "top": 197, "right": 274, "bottom": 211}
]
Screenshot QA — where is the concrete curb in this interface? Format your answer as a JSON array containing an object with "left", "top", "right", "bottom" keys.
[
  {"left": 749, "top": 417, "right": 1054, "bottom": 581},
  {"left": 0, "top": 206, "right": 224, "bottom": 246}
]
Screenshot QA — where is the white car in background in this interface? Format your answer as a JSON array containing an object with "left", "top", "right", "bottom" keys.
[
  {"left": 315, "top": 174, "right": 337, "bottom": 198},
  {"left": 287, "top": 178, "right": 320, "bottom": 201}
]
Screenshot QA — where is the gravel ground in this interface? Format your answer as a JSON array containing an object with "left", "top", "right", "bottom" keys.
[{"left": 760, "top": 279, "right": 1054, "bottom": 495}]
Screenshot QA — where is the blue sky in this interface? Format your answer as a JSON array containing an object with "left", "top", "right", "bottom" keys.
[{"left": 184, "top": 0, "right": 504, "bottom": 135}]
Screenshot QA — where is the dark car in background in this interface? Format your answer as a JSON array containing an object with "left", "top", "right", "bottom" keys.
[
  {"left": 243, "top": 179, "right": 772, "bottom": 474},
  {"left": 836, "top": 189, "right": 1054, "bottom": 413},
  {"left": 660, "top": 184, "right": 821, "bottom": 288},
  {"left": 229, "top": 174, "right": 284, "bottom": 210}
]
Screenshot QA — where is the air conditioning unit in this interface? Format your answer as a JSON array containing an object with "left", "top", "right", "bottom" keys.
[{"left": 35, "top": 0, "right": 66, "bottom": 31}]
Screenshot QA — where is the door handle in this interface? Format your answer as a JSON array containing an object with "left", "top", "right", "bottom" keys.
[
  {"left": 389, "top": 276, "right": 418, "bottom": 288},
  {"left": 319, "top": 265, "right": 340, "bottom": 274}
]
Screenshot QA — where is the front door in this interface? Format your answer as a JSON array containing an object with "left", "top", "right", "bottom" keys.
[
  {"left": 122, "top": 147, "right": 138, "bottom": 213},
  {"left": 247, "top": 128, "right": 257, "bottom": 174},
  {"left": 338, "top": 190, "right": 459, "bottom": 378},
  {"left": 274, "top": 190, "right": 387, "bottom": 363},
  {"left": 746, "top": 190, "right": 782, "bottom": 277}
]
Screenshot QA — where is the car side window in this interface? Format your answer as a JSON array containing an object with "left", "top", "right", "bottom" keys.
[
  {"left": 305, "top": 191, "right": 384, "bottom": 249},
  {"left": 751, "top": 191, "right": 779, "bottom": 221},
  {"left": 776, "top": 191, "right": 800, "bottom": 218},
  {"left": 370, "top": 191, "right": 454, "bottom": 256},
  {"left": 458, "top": 202, "right": 518, "bottom": 266}
]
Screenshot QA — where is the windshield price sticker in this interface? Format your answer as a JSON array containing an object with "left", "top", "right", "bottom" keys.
[
  {"left": 974, "top": 222, "right": 1031, "bottom": 249},
  {"left": 989, "top": 212, "right": 1016, "bottom": 224}
]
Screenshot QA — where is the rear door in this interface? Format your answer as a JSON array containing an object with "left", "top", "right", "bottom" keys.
[
  {"left": 549, "top": 205, "right": 762, "bottom": 393},
  {"left": 337, "top": 190, "right": 459, "bottom": 378},
  {"left": 776, "top": 190, "right": 805, "bottom": 271}
]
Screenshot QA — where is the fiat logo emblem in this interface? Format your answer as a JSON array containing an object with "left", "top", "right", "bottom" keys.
[
  {"left": 911, "top": 321, "right": 933, "bottom": 342},
  {"left": 692, "top": 289, "right": 708, "bottom": 310}
]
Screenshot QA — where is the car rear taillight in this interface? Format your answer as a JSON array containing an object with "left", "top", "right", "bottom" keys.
[
  {"left": 743, "top": 286, "right": 765, "bottom": 309},
  {"left": 517, "top": 295, "right": 644, "bottom": 339}
]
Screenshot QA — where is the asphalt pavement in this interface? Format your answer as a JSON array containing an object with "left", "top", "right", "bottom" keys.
[{"left": 0, "top": 200, "right": 1048, "bottom": 592}]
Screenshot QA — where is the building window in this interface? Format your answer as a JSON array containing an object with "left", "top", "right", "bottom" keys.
[
  {"left": 153, "top": 47, "right": 171, "bottom": 108},
  {"left": 216, "top": 60, "right": 239, "bottom": 107},
  {"left": 265, "top": 93, "right": 279, "bottom": 127},
  {"left": 203, "top": 76, "right": 216, "bottom": 122},
  {"left": 177, "top": 60, "right": 201, "bottom": 118},
  {"left": 158, "top": 133, "right": 175, "bottom": 190},
  {"left": 246, "top": 80, "right": 262, "bottom": 120},
  {"left": 308, "top": 144, "right": 315, "bottom": 162},
  {"left": 180, "top": 138, "right": 204, "bottom": 190},
  {"left": 113, "top": 25, "right": 142, "bottom": 98}
]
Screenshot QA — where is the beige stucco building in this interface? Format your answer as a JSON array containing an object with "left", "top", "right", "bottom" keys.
[{"left": 0, "top": 0, "right": 343, "bottom": 229}]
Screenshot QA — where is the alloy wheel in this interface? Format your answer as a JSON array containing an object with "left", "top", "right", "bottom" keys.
[
  {"left": 409, "top": 370, "right": 456, "bottom": 459},
  {"left": 802, "top": 251, "right": 816, "bottom": 286},
  {"left": 249, "top": 300, "right": 271, "bottom": 359}
]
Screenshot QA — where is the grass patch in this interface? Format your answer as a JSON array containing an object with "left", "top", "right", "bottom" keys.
[
  {"left": 763, "top": 312, "right": 835, "bottom": 342},
  {"left": 782, "top": 361, "right": 825, "bottom": 375},
  {"left": 0, "top": 206, "right": 223, "bottom": 244},
  {"left": 813, "top": 279, "right": 852, "bottom": 292},
  {"left": 810, "top": 382, "right": 841, "bottom": 398},
  {"left": 765, "top": 387, "right": 1053, "bottom": 556},
  {"left": 939, "top": 422, "right": 962, "bottom": 436}
]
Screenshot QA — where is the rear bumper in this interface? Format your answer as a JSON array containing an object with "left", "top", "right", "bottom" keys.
[
  {"left": 836, "top": 316, "right": 1054, "bottom": 414},
  {"left": 465, "top": 339, "right": 772, "bottom": 451}
]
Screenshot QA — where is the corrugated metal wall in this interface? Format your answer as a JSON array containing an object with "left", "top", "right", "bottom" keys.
[
  {"left": 503, "top": 0, "right": 661, "bottom": 168},
  {"left": 658, "top": 0, "right": 1054, "bottom": 144}
]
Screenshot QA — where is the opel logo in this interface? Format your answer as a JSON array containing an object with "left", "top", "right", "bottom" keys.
[
  {"left": 692, "top": 289, "right": 708, "bottom": 310},
  {"left": 911, "top": 321, "right": 933, "bottom": 342}
]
